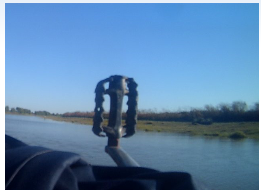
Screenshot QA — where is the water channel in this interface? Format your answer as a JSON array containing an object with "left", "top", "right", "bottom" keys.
[{"left": 5, "top": 114, "right": 259, "bottom": 190}]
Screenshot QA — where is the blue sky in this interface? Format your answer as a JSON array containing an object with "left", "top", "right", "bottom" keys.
[{"left": 5, "top": 3, "right": 259, "bottom": 114}]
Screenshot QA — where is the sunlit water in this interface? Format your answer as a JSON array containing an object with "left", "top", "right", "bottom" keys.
[{"left": 5, "top": 115, "right": 259, "bottom": 190}]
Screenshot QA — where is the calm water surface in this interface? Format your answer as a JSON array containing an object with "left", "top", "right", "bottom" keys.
[{"left": 5, "top": 115, "right": 259, "bottom": 190}]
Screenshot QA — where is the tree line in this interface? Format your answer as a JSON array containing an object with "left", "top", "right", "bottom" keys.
[
  {"left": 5, "top": 106, "right": 59, "bottom": 116},
  {"left": 61, "top": 101, "right": 259, "bottom": 124},
  {"left": 5, "top": 101, "right": 259, "bottom": 123},
  {"left": 137, "top": 101, "right": 259, "bottom": 124}
]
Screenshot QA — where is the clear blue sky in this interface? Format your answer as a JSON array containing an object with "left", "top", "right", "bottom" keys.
[{"left": 5, "top": 3, "right": 259, "bottom": 114}]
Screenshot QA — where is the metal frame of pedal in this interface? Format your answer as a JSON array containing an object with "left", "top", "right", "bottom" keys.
[{"left": 92, "top": 75, "right": 139, "bottom": 167}]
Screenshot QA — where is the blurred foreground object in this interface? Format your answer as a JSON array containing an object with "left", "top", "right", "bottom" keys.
[{"left": 93, "top": 75, "right": 139, "bottom": 166}]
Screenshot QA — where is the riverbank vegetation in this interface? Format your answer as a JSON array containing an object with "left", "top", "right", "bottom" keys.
[
  {"left": 5, "top": 101, "right": 259, "bottom": 139},
  {"left": 33, "top": 115, "right": 258, "bottom": 139},
  {"left": 60, "top": 101, "right": 259, "bottom": 123}
]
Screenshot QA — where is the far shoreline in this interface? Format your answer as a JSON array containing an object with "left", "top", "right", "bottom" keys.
[{"left": 6, "top": 113, "right": 259, "bottom": 139}]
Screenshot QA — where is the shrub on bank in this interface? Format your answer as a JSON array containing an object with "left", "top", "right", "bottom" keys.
[{"left": 229, "top": 131, "right": 247, "bottom": 139}]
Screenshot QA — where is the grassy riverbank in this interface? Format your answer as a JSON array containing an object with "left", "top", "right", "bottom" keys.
[{"left": 39, "top": 115, "right": 259, "bottom": 139}]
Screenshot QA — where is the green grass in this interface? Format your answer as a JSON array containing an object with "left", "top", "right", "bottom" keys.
[{"left": 38, "top": 115, "right": 259, "bottom": 139}]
